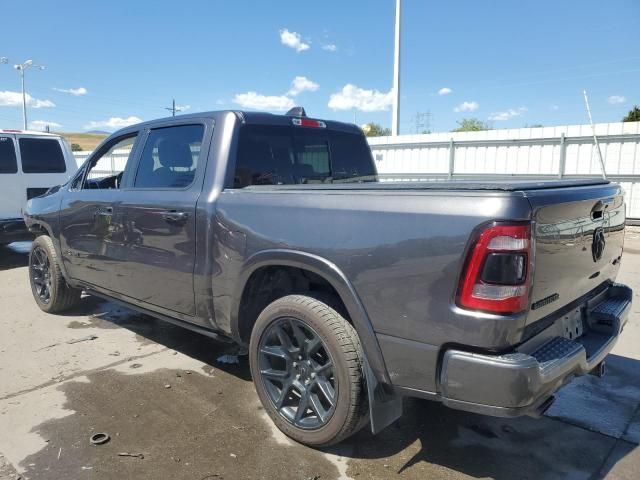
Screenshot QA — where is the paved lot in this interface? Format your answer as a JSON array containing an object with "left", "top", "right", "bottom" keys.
[{"left": 0, "top": 231, "right": 639, "bottom": 480}]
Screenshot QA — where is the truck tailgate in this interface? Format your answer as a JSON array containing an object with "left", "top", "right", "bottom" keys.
[{"left": 525, "top": 183, "right": 626, "bottom": 327}]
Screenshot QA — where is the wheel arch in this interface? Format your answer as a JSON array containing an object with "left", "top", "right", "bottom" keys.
[{"left": 230, "top": 249, "right": 392, "bottom": 388}]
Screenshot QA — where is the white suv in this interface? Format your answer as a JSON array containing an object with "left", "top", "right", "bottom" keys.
[{"left": 0, "top": 130, "right": 77, "bottom": 245}]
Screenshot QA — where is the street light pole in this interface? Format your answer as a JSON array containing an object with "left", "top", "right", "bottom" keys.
[
  {"left": 19, "top": 68, "right": 27, "bottom": 130},
  {"left": 391, "top": 0, "right": 402, "bottom": 136},
  {"left": 14, "top": 60, "right": 46, "bottom": 130}
]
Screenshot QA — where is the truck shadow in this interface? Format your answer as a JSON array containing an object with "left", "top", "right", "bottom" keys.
[
  {"left": 63, "top": 296, "right": 252, "bottom": 381},
  {"left": 0, "top": 242, "right": 30, "bottom": 271},
  {"left": 63, "top": 298, "right": 639, "bottom": 479}
]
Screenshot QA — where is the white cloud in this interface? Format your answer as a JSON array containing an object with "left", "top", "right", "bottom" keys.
[
  {"left": 233, "top": 91, "right": 295, "bottom": 111},
  {"left": 322, "top": 43, "right": 337, "bottom": 52},
  {"left": 608, "top": 95, "right": 626, "bottom": 105},
  {"left": 287, "top": 76, "right": 319, "bottom": 96},
  {"left": 279, "top": 28, "right": 310, "bottom": 52},
  {"left": 438, "top": 87, "right": 452, "bottom": 95},
  {"left": 0, "top": 91, "right": 55, "bottom": 108},
  {"left": 454, "top": 101, "right": 479, "bottom": 113},
  {"left": 176, "top": 104, "right": 190, "bottom": 112},
  {"left": 488, "top": 106, "right": 527, "bottom": 121},
  {"left": 328, "top": 84, "right": 393, "bottom": 112},
  {"left": 84, "top": 116, "right": 142, "bottom": 130},
  {"left": 29, "top": 120, "right": 62, "bottom": 131},
  {"left": 54, "top": 87, "right": 87, "bottom": 96}
]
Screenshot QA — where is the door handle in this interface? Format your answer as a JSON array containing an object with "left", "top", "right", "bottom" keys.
[{"left": 161, "top": 210, "right": 189, "bottom": 225}]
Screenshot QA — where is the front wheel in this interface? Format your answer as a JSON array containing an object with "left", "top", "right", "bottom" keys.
[
  {"left": 249, "top": 295, "right": 368, "bottom": 447},
  {"left": 29, "top": 235, "right": 82, "bottom": 313}
]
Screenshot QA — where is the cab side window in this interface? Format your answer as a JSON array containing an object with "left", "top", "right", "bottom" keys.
[
  {"left": 83, "top": 134, "right": 138, "bottom": 190},
  {"left": 0, "top": 136, "right": 18, "bottom": 174},
  {"left": 133, "top": 125, "right": 204, "bottom": 189}
]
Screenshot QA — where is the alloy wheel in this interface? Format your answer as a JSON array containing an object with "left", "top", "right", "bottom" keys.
[
  {"left": 31, "top": 247, "right": 52, "bottom": 303},
  {"left": 258, "top": 317, "right": 337, "bottom": 429}
]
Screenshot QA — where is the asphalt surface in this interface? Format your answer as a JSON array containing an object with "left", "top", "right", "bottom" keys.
[{"left": 0, "top": 231, "right": 639, "bottom": 480}]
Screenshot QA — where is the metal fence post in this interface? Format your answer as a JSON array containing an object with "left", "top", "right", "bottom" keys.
[
  {"left": 448, "top": 138, "right": 455, "bottom": 179},
  {"left": 558, "top": 133, "right": 566, "bottom": 179}
]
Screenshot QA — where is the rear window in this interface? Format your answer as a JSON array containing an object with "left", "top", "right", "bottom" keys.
[
  {"left": 19, "top": 138, "right": 66, "bottom": 173},
  {"left": 233, "top": 125, "right": 377, "bottom": 188},
  {"left": 0, "top": 136, "right": 18, "bottom": 174}
]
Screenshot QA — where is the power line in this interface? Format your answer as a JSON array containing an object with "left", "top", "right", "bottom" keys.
[{"left": 414, "top": 111, "right": 432, "bottom": 134}]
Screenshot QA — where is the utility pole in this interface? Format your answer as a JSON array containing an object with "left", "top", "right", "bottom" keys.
[
  {"left": 164, "top": 99, "right": 183, "bottom": 117},
  {"left": 13, "top": 59, "right": 46, "bottom": 130},
  {"left": 391, "top": 0, "right": 401, "bottom": 136}
]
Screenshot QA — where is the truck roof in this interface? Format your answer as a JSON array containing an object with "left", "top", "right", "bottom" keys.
[{"left": 112, "top": 110, "right": 363, "bottom": 135}]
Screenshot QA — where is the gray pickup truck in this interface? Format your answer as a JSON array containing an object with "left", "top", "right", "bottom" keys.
[{"left": 23, "top": 109, "right": 631, "bottom": 447}]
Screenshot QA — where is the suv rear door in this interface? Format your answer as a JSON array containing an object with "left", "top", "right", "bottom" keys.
[
  {"left": 115, "top": 120, "right": 211, "bottom": 320},
  {"left": 17, "top": 135, "right": 74, "bottom": 202},
  {"left": 0, "top": 134, "right": 21, "bottom": 220}
]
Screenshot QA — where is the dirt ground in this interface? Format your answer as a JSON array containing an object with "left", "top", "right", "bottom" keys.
[{"left": 0, "top": 230, "right": 639, "bottom": 480}]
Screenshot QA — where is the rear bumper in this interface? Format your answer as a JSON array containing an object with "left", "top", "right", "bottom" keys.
[
  {"left": 439, "top": 283, "right": 632, "bottom": 417},
  {"left": 0, "top": 218, "right": 33, "bottom": 244}
]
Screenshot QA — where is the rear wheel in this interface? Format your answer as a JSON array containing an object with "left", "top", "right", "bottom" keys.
[
  {"left": 29, "top": 235, "right": 81, "bottom": 313},
  {"left": 249, "top": 295, "right": 367, "bottom": 447}
]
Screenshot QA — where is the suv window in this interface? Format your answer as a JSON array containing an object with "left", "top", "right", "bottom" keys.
[
  {"left": 0, "top": 136, "right": 18, "bottom": 174},
  {"left": 83, "top": 134, "right": 138, "bottom": 189},
  {"left": 234, "top": 125, "right": 377, "bottom": 188},
  {"left": 19, "top": 138, "right": 66, "bottom": 173},
  {"left": 134, "top": 124, "right": 204, "bottom": 189}
]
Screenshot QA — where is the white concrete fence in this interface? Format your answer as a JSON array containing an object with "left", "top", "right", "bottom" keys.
[{"left": 74, "top": 121, "right": 640, "bottom": 219}]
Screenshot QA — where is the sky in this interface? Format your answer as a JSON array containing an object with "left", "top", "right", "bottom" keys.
[{"left": 0, "top": 0, "right": 638, "bottom": 134}]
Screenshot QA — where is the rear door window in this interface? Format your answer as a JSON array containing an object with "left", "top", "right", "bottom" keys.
[
  {"left": 233, "top": 125, "right": 377, "bottom": 188},
  {"left": 19, "top": 138, "right": 66, "bottom": 173},
  {"left": 133, "top": 124, "right": 205, "bottom": 189},
  {"left": 0, "top": 136, "right": 18, "bottom": 174}
]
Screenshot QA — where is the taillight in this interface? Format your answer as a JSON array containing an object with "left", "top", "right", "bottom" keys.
[{"left": 457, "top": 223, "right": 531, "bottom": 314}]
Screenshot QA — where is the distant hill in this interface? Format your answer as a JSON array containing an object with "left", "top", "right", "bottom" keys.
[
  {"left": 60, "top": 132, "right": 108, "bottom": 152},
  {"left": 85, "top": 129, "right": 110, "bottom": 135}
]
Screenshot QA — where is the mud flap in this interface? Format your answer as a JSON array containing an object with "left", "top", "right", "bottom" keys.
[{"left": 364, "top": 357, "right": 403, "bottom": 434}]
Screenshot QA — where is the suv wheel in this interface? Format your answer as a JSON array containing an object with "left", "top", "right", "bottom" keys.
[
  {"left": 29, "top": 235, "right": 82, "bottom": 313},
  {"left": 249, "top": 295, "right": 368, "bottom": 447}
]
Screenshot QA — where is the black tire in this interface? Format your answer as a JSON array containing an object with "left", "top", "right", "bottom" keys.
[
  {"left": 29, "top": 235, "right": 82, "bottom": 313},
  {"left": 249, "top": 295, "right": 367, "bottom": 447}
]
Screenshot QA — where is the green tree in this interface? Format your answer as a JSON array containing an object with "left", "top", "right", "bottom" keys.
[
  {"left": 623, "top": 106, "right": 640, "bottom": 122},
  {"left": 362, "top": 123, "right": 392, "bottom": 137},
  {"left": 71, "top": 143, "right": 83, "bottom": 152},
  {"left": 452, "top": 118, "right": 491, "bottom": 132}
]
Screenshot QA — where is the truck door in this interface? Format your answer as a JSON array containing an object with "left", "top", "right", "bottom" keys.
[
  {"left": 115, "top": 122, "right": 209, "bottom": 319},
  {"left": 59, "top": 133, "right": 141, "bottom": 289}
]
